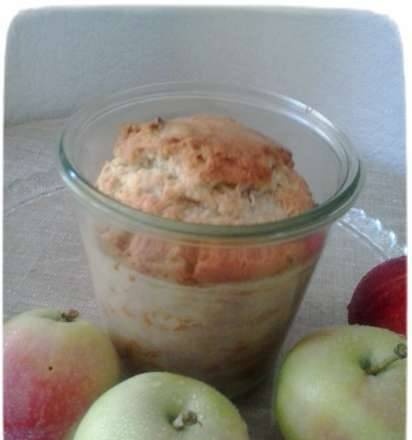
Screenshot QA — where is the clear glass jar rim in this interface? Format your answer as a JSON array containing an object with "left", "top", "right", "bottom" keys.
[{"left": 59, "top": 81, "right": 363, "bottom": 241}]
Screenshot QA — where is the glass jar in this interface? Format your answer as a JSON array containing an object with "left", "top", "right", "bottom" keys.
[{"left": 59, "top": 82, "right": 362, "bottom": 397}]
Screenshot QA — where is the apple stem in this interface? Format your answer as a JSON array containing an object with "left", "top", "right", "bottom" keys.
[
  {"left": 60, "top": 309, "right": 79, "bottom": 322},
  {"left": 172, "top": 410, "right": 200, "bottom": 431},
  {"left": 366, "top": 343, "right": 407, "bottom": 376}
]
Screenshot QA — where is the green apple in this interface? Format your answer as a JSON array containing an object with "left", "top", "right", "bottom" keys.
[
  {"left": 274, "top": 325, "right": 406, "bottom": 440},
  {"left": 74, "top": 372, "right": 249, "bottom": 440}
]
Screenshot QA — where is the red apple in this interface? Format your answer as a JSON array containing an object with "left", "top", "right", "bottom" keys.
[
  {"left": 347, "top": 256, "right": 407, "bottom": 335},
  {"left": 4, "top": 308, "right": 121, "bottom": 440}
]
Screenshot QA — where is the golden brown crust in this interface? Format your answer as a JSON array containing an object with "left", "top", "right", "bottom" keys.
[
  {"left": 96, "top": 114, "right": 319, "bottom": 284},
  {"left": 99, "top": 227, "right": 325, "bottom": 285},
  {"left": 114, "top": 114, "right": 290, "bottom": 187},
  {"left": 97, "top": 114, "right": 314, "bottom": 225}
]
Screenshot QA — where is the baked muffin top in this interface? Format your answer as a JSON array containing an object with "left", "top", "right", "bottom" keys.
[{"left": 96, "top": 114, "right": 314, "bottom": 225}]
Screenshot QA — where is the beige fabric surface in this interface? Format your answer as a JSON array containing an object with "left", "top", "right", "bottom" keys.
[{"left": 4, "top": 118, "right": 406, "bottom": 439}]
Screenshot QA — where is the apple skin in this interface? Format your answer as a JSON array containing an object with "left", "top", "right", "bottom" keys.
[
  {"left": 73, "top": 372, "right": 249, "bottom": 440},
  {"left": 4, "top": 309, "right": 121, "bottom": 440},
  {"left": 274, "top": 325, "right": 406, "bottom": 440},
  {"left": 348, "top": 256, "right": 407, "bottom": 335}
]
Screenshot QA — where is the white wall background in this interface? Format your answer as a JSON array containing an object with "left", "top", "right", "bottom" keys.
[{"left": 5, "top": 6, "right": 405, "bottom": 175}]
